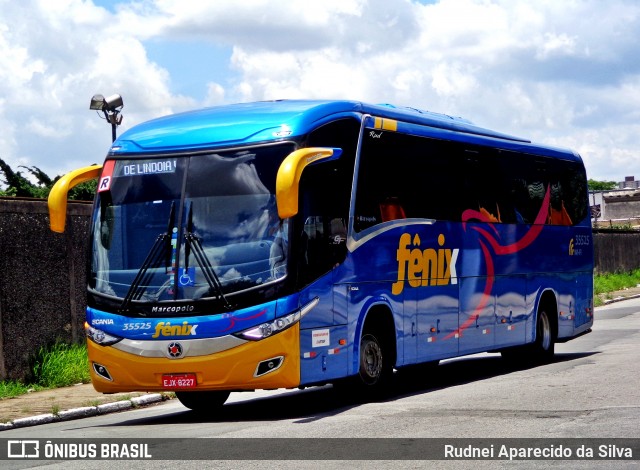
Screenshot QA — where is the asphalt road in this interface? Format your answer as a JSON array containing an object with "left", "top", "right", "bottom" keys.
[{"left": 2, "top": 297, "right": 640, "bottom": 469}]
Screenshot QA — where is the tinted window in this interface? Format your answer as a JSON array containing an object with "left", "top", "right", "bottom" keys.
[
  {"left": 355, "top": 130, "right": 464, "bottom": 231},
  {"left": 354, "top": 128, "right": 588, "bottom": 230}
]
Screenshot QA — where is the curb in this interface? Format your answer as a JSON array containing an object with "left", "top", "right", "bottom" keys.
[
  {"left": 601, "top": 293, "right": 640, "bottom": 305},
  {"left": 0, "top": 393, "right": 169, "bottom": 431}
]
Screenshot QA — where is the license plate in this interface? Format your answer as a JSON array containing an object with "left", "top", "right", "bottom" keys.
[{"left": 162, "top": 373, "right": 197, "bottom": 389}]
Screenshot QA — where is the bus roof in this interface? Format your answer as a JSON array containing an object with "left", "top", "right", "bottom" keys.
[{"left": 110, "top": 100, "right": 577, "bottom": 160}]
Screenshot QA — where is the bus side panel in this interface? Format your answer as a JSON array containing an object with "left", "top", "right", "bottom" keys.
[
  {"left": 299, "top": 325, "right": 349, "bottom": 385},
  {"left": 573, "top": 271, "right": 594, "bottom": 333},
  {"left": 524, "top": 279, "right": 541, "bottom": 344},
  {"left": 298, "top": 272, "right": 349, "bottom": 385},
  {"left": 525, "top": 274, "right": 572, "bottom": 344},
  {"left": 414, "top": 284, "right": 459, "bottom": 362},
  {"left": 458, "top": 276, "right": 495, "bottom": 355},
  {"left": 346, "top": 284, "right": 403, "bottom": 376},
  {"left": 494, "top": 275, "right": 527, "bottom": 348},
  {"left": 298, "top": 274, "right": 335, "bottom": 328},
  {"left": 571, "top": 225, "right": 594, "bottom": 336},
  {"left": 555, "top": 273, "right": 579, "bottom": 340}
]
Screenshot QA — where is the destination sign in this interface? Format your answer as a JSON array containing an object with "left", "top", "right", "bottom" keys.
[{"left": 119, "top": 160, "right": 177, "bottom": 176}]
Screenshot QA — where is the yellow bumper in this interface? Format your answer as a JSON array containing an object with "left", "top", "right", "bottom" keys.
[{"left": 88, "top": 324, "right": 301, "bottom": 393}]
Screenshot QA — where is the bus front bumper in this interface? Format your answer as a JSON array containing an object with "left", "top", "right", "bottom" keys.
[{"left": 87, "top": 324, "right": 301, "bottom": 393}]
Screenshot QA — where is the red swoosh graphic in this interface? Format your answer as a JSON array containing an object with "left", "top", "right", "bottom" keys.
[
  {"left": 449, "top": 186, "right": 550, "bottom": 337},
  {"left": 444, "top": 240, "right": 494, "bottom": 339},
  {"left": 466, "top": 187, "right": 550, "bottom": 254}
]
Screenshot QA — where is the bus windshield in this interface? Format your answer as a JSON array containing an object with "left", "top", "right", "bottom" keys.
[{"left": 90, "top": 143, "right": 294, "bottom": 312}]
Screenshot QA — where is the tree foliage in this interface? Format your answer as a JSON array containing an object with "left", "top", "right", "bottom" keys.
[
  {"left": 588, "top": 179, "right": 618, "bottom": 191},
  {"left": 0, "top": 158, "right": 96, "bottom": 201}
]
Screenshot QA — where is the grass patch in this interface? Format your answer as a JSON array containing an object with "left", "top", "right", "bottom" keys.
[
  {"left": 594, "top": 269, "right": 640, "bottom": 296},
  {"left": 85, "top": 398, "right": 104, "bottom": 407},
  {"left": 0, "top": 342, "right": 91, "bottom": 399},
  {"left": 0, "top": 381, "right": 41, "bottom": 399},
  {"left": 31, "top": 342, "right": 91, "bottom": 389}
]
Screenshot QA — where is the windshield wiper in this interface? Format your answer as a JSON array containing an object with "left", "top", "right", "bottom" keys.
[
  {"left": 184, "top": 203, "right": 233, "bottom": 310},
  {"left": 119, "top": 202, "right": 175, "bottom": 314}
]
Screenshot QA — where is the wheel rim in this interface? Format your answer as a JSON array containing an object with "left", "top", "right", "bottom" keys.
[
  {"left": 361, "top": 336, "right": 383, "bottom": 384},
  {"left": 539, "top": 312, "right": 551, "bottom": 351}
]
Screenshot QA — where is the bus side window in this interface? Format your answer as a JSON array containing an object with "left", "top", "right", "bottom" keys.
[
  {"left": 549, "top": 181, "right": 573, "bottom": 225},
  {"left": 297, "top": 168, "right": 350, "bottom": 285},
  {"left": 379, "top": 197, "right": 406, "bottom": 222}
]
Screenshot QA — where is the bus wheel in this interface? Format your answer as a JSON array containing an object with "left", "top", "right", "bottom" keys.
[
  {"left": 532, "top": 309, "right": 555, "bottom": 362},
  {"left": 175, "top": 391, "right": 230, "bottom": 411},
  {"left": 357, "top": 333, "right": 391, "bottom": 389}
]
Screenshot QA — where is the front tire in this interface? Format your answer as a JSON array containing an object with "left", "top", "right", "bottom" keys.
[
  {"left": 356, "top": 333, "right": 392, "bottom": 393},
  {"left": 176, "top": 390, "right": 230, "bottom": 411},
  {"left": 359, "top": 334, "right": 384, "bottom": 385}
]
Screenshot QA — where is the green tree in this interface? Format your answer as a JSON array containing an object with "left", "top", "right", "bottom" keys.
[
  {"left": 0, "top": 158, "right": 49, "bottom": 198},
  {"left": 588, "top": 179, "right": 618, "bottom": 191},
  {"left": 67, "top": 178, "right": 97, "bottom": 201},
  {"left": 0, "top": 158, "right": 96, "bottom": 201}
]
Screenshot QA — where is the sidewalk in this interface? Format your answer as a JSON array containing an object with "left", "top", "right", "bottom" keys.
[
  {"left": 597, "top": 284, "right": 640, "bottom": 304},
  {"left": 1, "top": 285, "right": 639, "bottom": 431},
  {"left": 0, "top": 383, "right": 173, "bottom": 431}
]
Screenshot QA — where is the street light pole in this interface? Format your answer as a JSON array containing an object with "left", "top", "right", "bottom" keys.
[{"left": 89, "top": 94, "right": 124, "bottom": 142}]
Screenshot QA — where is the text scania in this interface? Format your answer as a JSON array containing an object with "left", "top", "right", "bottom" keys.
[
  {"left": 392, "top": 233, "right": 459, "bottom": 295},
  {"left": 152, "top": 321, "right": 198, "bottom": 338}
]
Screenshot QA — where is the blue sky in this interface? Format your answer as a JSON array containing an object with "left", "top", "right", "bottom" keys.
[
  {"left": 144, "top": 39, "right": 232, "bottom": 100},
  {"left": 1, "top": 0, "right": 640, "bottom": 183}
]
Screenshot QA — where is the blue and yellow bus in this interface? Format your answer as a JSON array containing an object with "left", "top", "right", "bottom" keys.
[{"left": 49, "top": 100, "right": 593, "bottom": 410}]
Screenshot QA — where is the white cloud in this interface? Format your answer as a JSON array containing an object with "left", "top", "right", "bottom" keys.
[
  {"left": 203, "top": 82, "right": 226, "bottom": 106},
  {"left": 0, "top": 0, "right": 639, "bottom": 183},
  {"left": 0, "top": 0, "right": 190, "bottom": 176}
]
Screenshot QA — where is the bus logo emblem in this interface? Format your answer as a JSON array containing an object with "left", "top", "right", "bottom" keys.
[
  {"left": 167, "top": 342, "right": 184, "bottom": 358},
  {"left": 392, "top": 233, "right": 459, "bottom": 296}
]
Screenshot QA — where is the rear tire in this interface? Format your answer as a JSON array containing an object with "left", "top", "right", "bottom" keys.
[
  {"left": 175, "top": 390, "right": 230, "bottom": 411},
  {"left": 501, "top": 308, "right": 555, "bottom": 365},
  {"left": 531, "top": 309, "right": 555, "bottom": 362}
]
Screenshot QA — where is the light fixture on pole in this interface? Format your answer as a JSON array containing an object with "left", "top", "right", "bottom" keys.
[{"left": 89, "top": 93, "right": 124, "bottom": 142}]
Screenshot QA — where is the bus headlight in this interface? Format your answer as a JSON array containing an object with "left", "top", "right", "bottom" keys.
[
  {"left": 85, "top": 323, "right": 122, "bottom": 346},
  {"left": 234, "top": 297, "right": 319, "bottom": 341}
]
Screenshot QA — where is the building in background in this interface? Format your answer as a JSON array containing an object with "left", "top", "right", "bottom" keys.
[{"left": 592, "top": 176, "right": 640, "bottom": 227}]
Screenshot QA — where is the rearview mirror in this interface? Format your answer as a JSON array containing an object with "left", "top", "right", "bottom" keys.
[{"left": 275, "top": 147, "right": 342, "bottom": 219}]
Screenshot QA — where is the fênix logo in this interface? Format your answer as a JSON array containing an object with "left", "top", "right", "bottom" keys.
[
  {"left": 392, "top": 233, "right": 459, "bottom": 296},
  {"left": 152, "top": 321, "right": 198, "bottom": 339}
]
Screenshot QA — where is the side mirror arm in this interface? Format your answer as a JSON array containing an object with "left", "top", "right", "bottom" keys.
[
  {"left": 275, "top": 147, "right": 342, "bottom": 219},
  {"left": 48, "top": 165, "right": 102, "bottom": 232}
]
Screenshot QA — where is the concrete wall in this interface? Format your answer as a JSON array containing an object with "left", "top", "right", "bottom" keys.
[
  {"left": 593, "top": 229, "right": 640, "bottom": 274},
  {"left": 0, "top": 198, "right": 91, "bottom": 381},
  {"left": 603, "top": 194, "right": 640, "bottom": 220}
]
